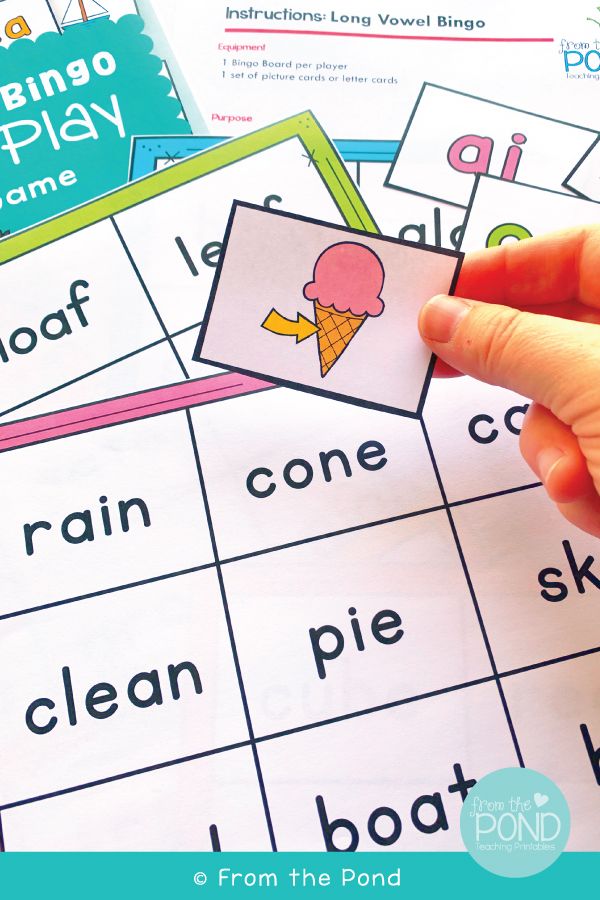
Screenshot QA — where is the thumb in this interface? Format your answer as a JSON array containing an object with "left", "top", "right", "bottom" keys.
[{"left": 418, "top": 295, "right": 600, "bottom": 424}]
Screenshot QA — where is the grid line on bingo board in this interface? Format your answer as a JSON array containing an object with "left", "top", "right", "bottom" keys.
[
  {"left": 0, "top": 371, "right": 595, "bottom": 843},
  {"left": 110, "top": 217, "right": 190, "bottom": 380},
  {"left": 184, "top": 408, "right": 278, "bottom": 851},
  {"left": 420, "top": 419, "right": 524, "bottom": 767},
  {"left": 0, "top": 321, "right": 204, "bottom": 422},
  {"left": 1, "top": 646, "right": 598, "bottom": 815},
  {"left": 0, "top": 481, "right": 547, "bottom": 623}
]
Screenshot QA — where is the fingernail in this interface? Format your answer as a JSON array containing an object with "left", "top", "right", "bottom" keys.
[
  {"left": 419, "top": 295, "right": 472, "bottom": 343},
  {"left": 537, "top": 447, "right": 565, "bottom": 484}
]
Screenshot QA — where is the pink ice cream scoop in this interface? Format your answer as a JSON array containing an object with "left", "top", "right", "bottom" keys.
[{"left": 303, "top": 241, "right": 385, "bottom": 317}]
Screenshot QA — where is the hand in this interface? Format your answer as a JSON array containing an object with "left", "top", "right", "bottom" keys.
[{"left": 418, "top": 226, "right": 600, "bottom": 538}]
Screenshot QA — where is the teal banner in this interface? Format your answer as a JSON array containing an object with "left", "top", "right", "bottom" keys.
[
  {"left": 0, "top": 15, "right": 189, "bottom": 235},
  {"left": 0, "top": 852, "right": 597, "bottom": 898}
]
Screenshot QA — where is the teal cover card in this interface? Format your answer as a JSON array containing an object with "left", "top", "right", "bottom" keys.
[{"left": 0, "top": 14, "right": 190, "bottom": 235}]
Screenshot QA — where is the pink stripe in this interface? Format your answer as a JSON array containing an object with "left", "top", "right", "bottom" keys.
[
  {"left": 0, "top": 373, "right": 275, "bottom": 452},
  {"left": 224, "top": 27, "right": 554, "bottom": 42}
]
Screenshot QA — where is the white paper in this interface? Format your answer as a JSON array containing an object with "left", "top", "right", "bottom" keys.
[{"left": 461, "top": 175, "right": 600, "bottom": 252}]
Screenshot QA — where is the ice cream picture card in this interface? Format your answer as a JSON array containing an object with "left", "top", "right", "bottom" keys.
[{"left": 195, "top": 203, "right": 463, "bottom": 417}]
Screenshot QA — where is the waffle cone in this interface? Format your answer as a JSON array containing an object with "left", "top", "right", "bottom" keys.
[{"left": 314, "top": 303, "right": 366, "bottom": 376}]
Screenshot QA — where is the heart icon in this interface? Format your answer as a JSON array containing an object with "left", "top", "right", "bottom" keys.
[{"left": 534, "top": 792, "right": 549, "bottom": 808}]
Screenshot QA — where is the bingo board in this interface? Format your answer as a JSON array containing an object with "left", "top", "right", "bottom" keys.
[{"left": 0, "top": 92, "right": 598, "bottom": 852}]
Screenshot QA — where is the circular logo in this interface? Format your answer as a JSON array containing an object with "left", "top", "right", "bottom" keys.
[{"left": 460, "top": 767, "right": 570, "bottom": 878}]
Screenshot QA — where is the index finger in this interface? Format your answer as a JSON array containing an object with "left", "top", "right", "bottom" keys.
[{"left": 456, "top": 224, "right": 600, "bottom": 310}]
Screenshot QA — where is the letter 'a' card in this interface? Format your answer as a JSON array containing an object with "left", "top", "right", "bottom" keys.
[
  {"left": 194, "top": 203, "right": 463, "bottom": 417},
  {"left": 385, "top": 83, "right": 597, "bottom": 208}
]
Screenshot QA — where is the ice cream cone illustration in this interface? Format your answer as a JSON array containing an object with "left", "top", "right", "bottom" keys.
[
  {"left": 303, "top": 242, "right": 385, "bottom": 377},
  {"left": 311, "top": 303, "right": 366, "bottom": 376}
]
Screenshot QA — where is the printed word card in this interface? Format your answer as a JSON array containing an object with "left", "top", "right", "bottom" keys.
[
  {"left": 385, "top": 83, "right": 598, "bottom": 208},
  {"left": 461, "top": 175, "right": 600, "bottom": 252}
]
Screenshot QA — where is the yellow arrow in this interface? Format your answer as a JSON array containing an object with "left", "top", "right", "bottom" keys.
[{"left": 261, "top": 308, "right": 319, "bottom": 343}]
